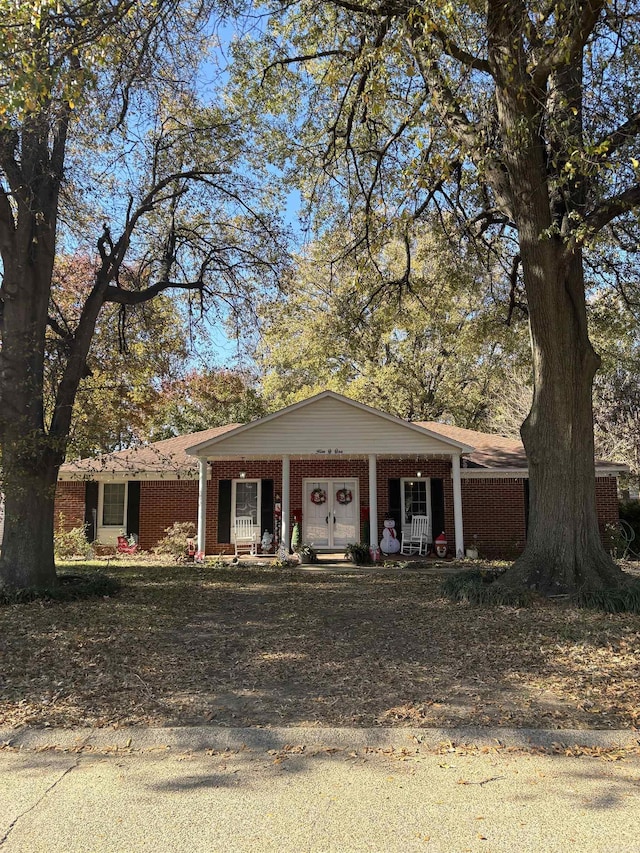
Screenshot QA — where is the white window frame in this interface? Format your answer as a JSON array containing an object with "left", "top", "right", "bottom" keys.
[
  {"left": 400, "top": 477, "right": 432, "bottom": 543},
  {"left": 97, "top": 481, "right": 128, "bottom": 545},
  {"left": 231, "top": 479, "right": 261, "bottom": 542}
]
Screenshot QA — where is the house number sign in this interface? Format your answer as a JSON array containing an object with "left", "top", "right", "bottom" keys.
[{"left": 315, "top": 448, "right": 344, "bottom": 455}]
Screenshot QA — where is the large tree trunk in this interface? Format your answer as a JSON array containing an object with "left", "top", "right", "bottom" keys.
[
  {"left": 484, "top": 6, "right": 627, "bottom": 596},
  {"left": 0, "top": 458, "right": 59, "bottom": 590},
  {"left": 0, "top": 143, "right": 62, "bottom": 590},
  {"left": 499, "top": 244, "right": 626, "bottom": 595}
]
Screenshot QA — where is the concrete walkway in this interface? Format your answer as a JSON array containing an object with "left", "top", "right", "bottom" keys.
[
  {"left": 2, "top": 726, "right": 639, "bottom": 852},
  {"left": 242, "top": 553, "right": 465, "bottom": 574}
]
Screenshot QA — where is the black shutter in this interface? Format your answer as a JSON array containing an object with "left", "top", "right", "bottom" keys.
[
  {"left": 388, "top": 478, "right": 402, "bottom": 534},
  {"left": 218, "top": 479, "right": 232, "bottom": 543},
  {"left": 261, "top": 479, "right": 274, "bottom": 535},
  {"left": 84, "top": 481, "right": 99, "bottom": 542},
  {"left": 524, "top": 479, "right": 530, "bottom": 536},
  {"left": 126, "top": 481, "right": 141, "bottom": 537},
  {"left": 430, "top": 479, "right": 445, "bottom": 541}
]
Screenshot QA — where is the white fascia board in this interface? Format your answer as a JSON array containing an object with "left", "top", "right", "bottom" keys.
[
  {"left": 185, "top": 390, "right": 475, "bottom": 456},
  {"left": 460, "top": 466, "right": 627, "bottom": 479}
]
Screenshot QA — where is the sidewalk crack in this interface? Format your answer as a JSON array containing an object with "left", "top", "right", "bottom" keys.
[{"left": 0, "top": 757, "right": 80, "bottom": 848}]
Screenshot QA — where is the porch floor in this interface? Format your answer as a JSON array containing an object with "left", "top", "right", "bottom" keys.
[{"left": 237, "top": 551, "right": 463, "bottom": 574}]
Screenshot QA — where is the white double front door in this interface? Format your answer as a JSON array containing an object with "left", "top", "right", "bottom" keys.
[{"left": 303, "top": 479, "right": 359, "bottom": 549}]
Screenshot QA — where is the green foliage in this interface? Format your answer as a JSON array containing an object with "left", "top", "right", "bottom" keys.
[
  {"left": 0, "top": 572, "right": 120, "bottom": 605},
  {"left": 576, "top": 584, "right": 640, "bottom": 615},
  {"left": 257, "top": 223, "right": 528, "bottom": 427},
  {"left": 154, "top": 522, "right": 197, "bottom": 562},
  {"left": 0, "top": 0, "right": 288, "bottom": 594},
  {"left": 344, "top": 542, "right": 372, "bottom": 565},
  {"left": 296, "top": 542, "right": 318, "bottom": 563},
  {"left": 54, "top": 517, "right": 94, "bottom": 560},
  {"left": 441, "top": 571, "right": 531, "bottom": 607},
  {"left": 147, "top": 369, "right": 266, "bottom": 441},
  {"left": 602, "top": 523, "right": 627, "bottom": 559}
]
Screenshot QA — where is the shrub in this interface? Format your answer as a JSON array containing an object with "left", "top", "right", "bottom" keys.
[
  {"left": 602, "top": 522, "right": 627, "bottom": 558},
  {"left": 296, "top": 543, "right": 319, "bottom": 563},
  {"left": 576, "top": 583, "right": 640, "bottom": 614},
  {"left": 345, "top": 542, "right": 372, "bottom": 565},
  {"left": 54, "top": 517, "right": 94, "bottom": 560},
  {"left": 0, "top": 572, "right": 120, "bottom": 605},
  {"left": 154, "top": 521, "right": 197, "bottom": 562},
  {"left": 441, "top": 570, "right": 532, "bottom": 607}
]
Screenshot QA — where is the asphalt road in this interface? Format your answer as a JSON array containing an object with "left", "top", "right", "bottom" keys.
[{"left": 2, "top": 728, "right": 640, "bottom": 852}]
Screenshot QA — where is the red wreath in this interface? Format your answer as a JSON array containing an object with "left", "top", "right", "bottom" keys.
[
  {"left": 310, "top": 488, "right": 327, "bottom": 505},
  {"left": 336, "top": 488, "right": 353, "bottom": 505}
]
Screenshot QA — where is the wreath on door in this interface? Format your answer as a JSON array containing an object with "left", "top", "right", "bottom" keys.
[
  {"left": 336, "top": 488, "right": 353, "bottom": 505},
  {"left": 310, "top": 487, "right": 327, "bottom": 505}
]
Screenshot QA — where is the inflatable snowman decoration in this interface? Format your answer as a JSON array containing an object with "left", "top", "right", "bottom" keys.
[{"left": 380, "top": 518, "right": 400, "bottom": 555}]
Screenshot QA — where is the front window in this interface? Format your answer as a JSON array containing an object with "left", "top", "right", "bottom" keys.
[
  {"left": 102, "top": 482, "right": 126, "bottom": 526},
  {"left": 402, "top": 479, "right": 429, "bottom": 526}
]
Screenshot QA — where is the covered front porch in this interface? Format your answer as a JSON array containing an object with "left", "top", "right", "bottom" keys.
[{"left": 186, "top": 392, "right": 472, "bottom": 559}]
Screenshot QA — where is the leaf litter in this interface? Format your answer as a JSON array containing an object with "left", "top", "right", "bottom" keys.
[{"left": 1, "top": 562, "right": 640, "bottom": 737}]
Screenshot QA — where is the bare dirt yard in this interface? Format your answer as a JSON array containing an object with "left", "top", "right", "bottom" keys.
[{"left": 1, "top": 561, "right": 640, "bottom": 731}]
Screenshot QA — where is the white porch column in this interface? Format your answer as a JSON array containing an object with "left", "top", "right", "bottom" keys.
[
  {"left": 452, "top": 454, "right": 464, "bottom": 559},
  {"left": 197, "top": 457, "right": 208, "bottom": 554},
  {"left": 368, "top": 454, "right": 378, "bottom": 549},
  {"left": 281, "top": 455, "right": 290, "bottom": 551}
]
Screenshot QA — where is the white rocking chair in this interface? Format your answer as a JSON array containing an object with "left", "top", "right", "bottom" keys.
[
  {"left": 234, "top": 516, "right": 258, "bottom": 556},
  {"left": 400, "top": 515, "right": 431, "bottom": 556}
]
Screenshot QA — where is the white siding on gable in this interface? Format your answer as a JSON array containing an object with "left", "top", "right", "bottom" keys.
[{"left": 202, "top": 396, "right": 461, "bottom": 457}]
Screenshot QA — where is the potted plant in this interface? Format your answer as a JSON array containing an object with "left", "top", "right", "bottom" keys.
[
  {"left": 296, "top": 543, "right": 318, "bottom": 564},
  {"left": 465, "top": 534, "right": 479, "bottom": 560},
  {"left": 344, "top": 542, "right": 373, "bottom": 565}
]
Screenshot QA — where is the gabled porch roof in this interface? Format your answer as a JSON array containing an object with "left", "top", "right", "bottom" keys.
[{"left": 186, "top": 391, "right": 474, "bottom": 459}]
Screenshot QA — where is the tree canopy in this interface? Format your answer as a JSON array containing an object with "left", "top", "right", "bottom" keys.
[
  {"left": 257, "top": 221, "right": 528, "bottom": 424},
  {"left": 233, "top": 0, "right": 640, "bottom": 594},
  {"left": 0, "top": 0, "right": 288, "bottom": 589}
]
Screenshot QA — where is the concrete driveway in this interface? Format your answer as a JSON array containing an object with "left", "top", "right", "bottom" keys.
[{"left": 2, "top": 726, "right": 640, "bottom": 852}]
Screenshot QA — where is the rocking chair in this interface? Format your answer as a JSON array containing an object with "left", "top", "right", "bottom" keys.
[{"left": 400, "top": 515, "right": 430, "bottom": 556}]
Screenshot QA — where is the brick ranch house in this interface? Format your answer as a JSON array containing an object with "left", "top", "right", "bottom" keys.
[{"left": 54, "top": 390, "right": 624, "bottom": 559}]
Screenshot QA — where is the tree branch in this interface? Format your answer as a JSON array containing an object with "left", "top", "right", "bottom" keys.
[
  {"left": 104, "top": 278, "right": 206, "bottom": 306},
  {"left": 595, "top": 111, "right": 640, "bottom": 159},
  {"left": 0, "top": 129, "right": 23, "bottom": 197},
  {"left": 580, "top": 184, "right": 640, "bottom": 241},
  {"left": 532, "top": 0, "right": 606, "bottom": 87}
]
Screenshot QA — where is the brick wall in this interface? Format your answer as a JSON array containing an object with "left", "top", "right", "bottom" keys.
[
  {"left": 53, "top": 467, "right": 623, "bottom": 557},
  {"left": 54, "top": 482, "right": 86, "bottom": 532},
  {"left": 461, "top": 478, "right": 527, "bottom": 559},
  {"left": 461, "top": 474, "right": 620, "bottom": 559},
  {"left": 596, "top": 476, "right": 620, "bottom": 531},
  {"left": 138, "top": 480, "right": 200, "bottom": 551}
]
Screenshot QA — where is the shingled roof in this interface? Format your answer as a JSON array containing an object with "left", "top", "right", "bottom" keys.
[
  {"left": 59, "top": 416, "right": 625, "bottom": 477},
  {"left": 60, "top": 424, "right": 239, "bottom": 477},
  {"left": 419, "top": 422, "right": 527, "bottom": 469}
]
